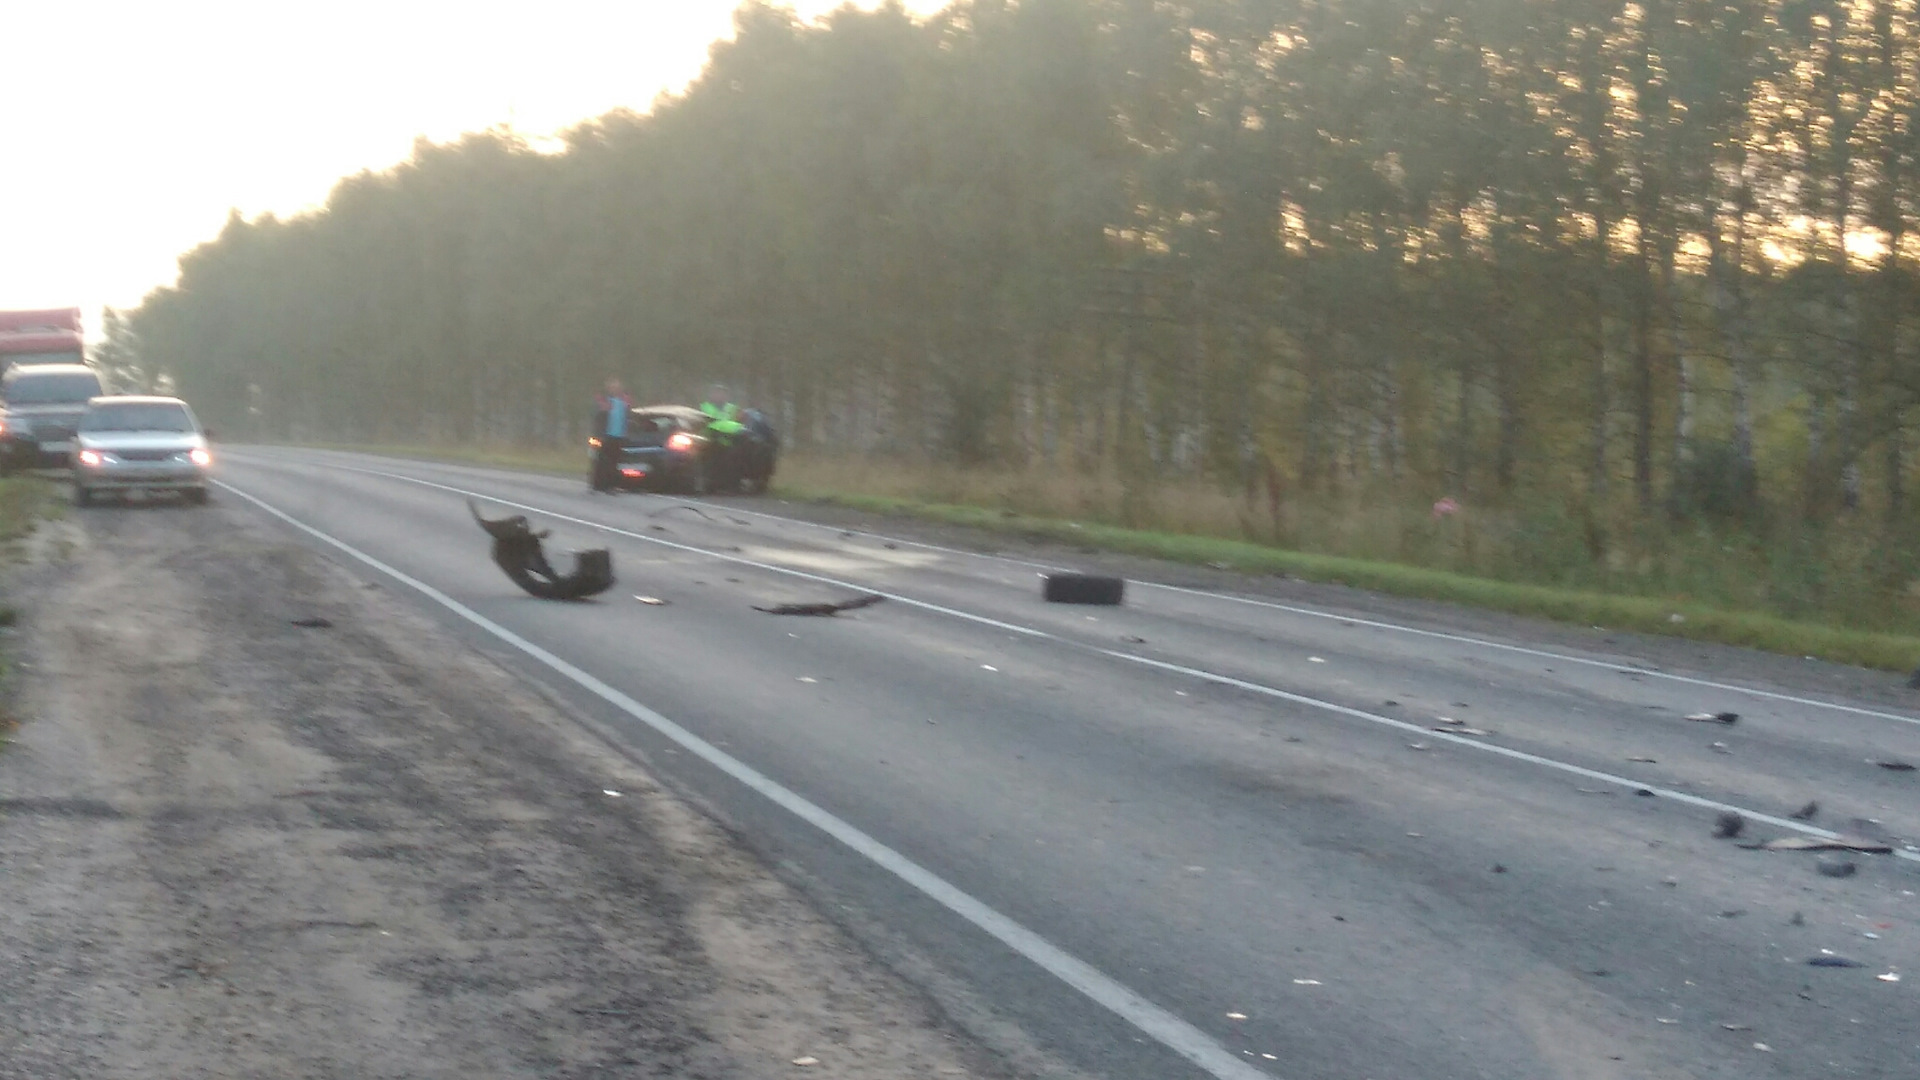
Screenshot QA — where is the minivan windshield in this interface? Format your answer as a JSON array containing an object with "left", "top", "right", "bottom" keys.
[
  {"left": 2, "top": 371, "right": 104, "bottom": 406},
  {"left": 80, "top": 402, "right": 197, "bottom": 434}
]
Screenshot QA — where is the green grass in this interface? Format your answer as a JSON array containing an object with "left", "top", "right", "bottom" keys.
[
  {"left": 279, "top": 442, "right": 1920, "bottom": 673},
  {"left": 0, "top": 474, "right": 61, "bottom": 546}
]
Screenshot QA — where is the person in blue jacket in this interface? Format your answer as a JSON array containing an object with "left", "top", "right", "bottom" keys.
[{"left": 590, "top": 378, "right": 634, "bottom": 492}]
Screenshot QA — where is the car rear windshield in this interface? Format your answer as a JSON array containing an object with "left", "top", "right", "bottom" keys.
[
  {"left": 80, "top": 403, "right": 196, "bottom": 433},
  {"left": 2, "top": 371, "right": 104, "bottom": 405}
]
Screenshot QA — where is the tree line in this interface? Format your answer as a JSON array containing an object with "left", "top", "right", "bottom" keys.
[{"left": 124, "top": 0, "right": 1920, "bottom": 553}]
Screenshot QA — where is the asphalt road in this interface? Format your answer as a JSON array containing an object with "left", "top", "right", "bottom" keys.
[{"left": 208, "top": 447, "right": 1920, "bottom": 1080}]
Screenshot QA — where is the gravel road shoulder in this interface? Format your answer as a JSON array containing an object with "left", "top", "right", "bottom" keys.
[{"left": 0, "top": 502, "right": 995, "bottom": 1079}]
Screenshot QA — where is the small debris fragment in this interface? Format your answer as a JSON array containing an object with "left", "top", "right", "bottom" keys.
[
  {"left": 1635, "top": 788, "right": 1657, "bottom": 797},
  {"left": 1656, "top": 1017, "right": 1679, "bottom": 1025},
  {"left": 1407, "top": 742, "right": 1430, "bottom": 751},
  {"left": 1790, "top": 911, "right": 1806, "bottom": 926},
  {"left": 1291, "top": 979, "right": 1321, "bottom": 986},
  {"left": 602, "top": 790, "right": 622, "bottom": 798},
  {"left": 633, "top": 596, "right": 668, "bottom": 606},
  {"left": 1876, "top": 760, "right": 1916, "bottom": 772},
  {"left": 290, "top": 616, "right": 333, "bottom": 629},
  {"left": 1748, "top": 836, "right": 1892, "bottom": 853},
  {"left": 1721, "top": 1023, "right": 1751, "bottom": 1031},
  {"left": 1790, "top": 801, "right": 1819, "bottom": 821},
  {"left": 1121, "top": 635, "right": 1147, "bottom": 644},
  {"left": 796, "top": 676, "right": 818, "bottom": 684},
  {"left": 1434, "top": 725, "right": 1493, "bottom": 736},
  {"left": 981, "top": 664, "right": 998, "bottom": 672},
  {"left": 1435, "top": 716, "right": 1465, "bottom": 726},
  {"left": 1491, "top": 863, "right": 1508, "bottom": 874},
  {"left": 1752, "top": 1043, "right": 1772, "bottom": 1053},
  {"left": 1668, "top": 613, "right": 1686, "bottom": 624},
  {"left": 1627, "top": 756, "right": 1658, "bottom": 763},
  {"left": 1383, "top": 699, "right": 1399, "bottom": 706},
  {"left": 1815, "top": 858, "right": 1857, "bottom": 878},
  {"left": 1308, "top": 656, "right": 1326, "bottom": 664},
  {"left": 1718, "top": 909, "right": 1746, "bottom": 919},
  {"left": 1576, "top": 787, "right": 1616, "bottom": 796},
  {"left": 1713, "top": 812, "right": 1746, "bottom": 839},
  {"left": 1878, "top": 972, "right": 1902, "bottom": 983},
  {"left": 754, "top": 595, "right": 884, "bottom": 617},
  {"left": 1711, "top": 741, "right": 1731, "bottom": 754},
  {"left": 792, "top": 1056, "right": 820, "bottom": 1067},
  {"left": 1226, "top": 1012, "right": 1247, "bottom": 1021},
  {"left": 1808, "top": 955, "right": 1864, "bottom": 967},
  {"left": 1685, "top": 711, "right": 1740, "bottom": 724}
]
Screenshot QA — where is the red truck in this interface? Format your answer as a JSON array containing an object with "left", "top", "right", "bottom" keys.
[
  {"left": 0, "top": 308, "right": 85, "bottom": 376},
  {"left": 1, "top": 308, "right": 96, "bottom": 471}
]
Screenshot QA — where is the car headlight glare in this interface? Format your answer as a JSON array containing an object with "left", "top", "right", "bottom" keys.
[
  {"left": 78, "top": 450, "right": 103, "bottom": 467},
  {"left": 189, "top": 448, "right": 213, "bottom": 467}
]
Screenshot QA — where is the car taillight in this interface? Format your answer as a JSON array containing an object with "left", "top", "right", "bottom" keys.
[
  {"left": 667, "top": 432, "right": 695, "bottom": 452},
  {"left": 588, "top": 437, "right": 602, "bottom": 448},
  {"left": 190, "top": 448, "right": 213, "bottom": 467},
  {"left": 78, "top": 450, "right": 102, "bottom": 467}
]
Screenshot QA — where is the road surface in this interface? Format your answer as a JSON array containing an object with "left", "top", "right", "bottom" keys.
[{"left": 205, "top": 448, "right": 1920, "bottom": 1077}]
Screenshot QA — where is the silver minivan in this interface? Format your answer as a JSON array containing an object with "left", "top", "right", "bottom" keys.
[{"left": 71, "top": 396, "right": 213, "bottom": 506}]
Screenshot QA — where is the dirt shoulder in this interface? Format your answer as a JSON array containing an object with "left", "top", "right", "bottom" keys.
[{"left": 0, "top": 504, "right": 994, "bottom": 1079}]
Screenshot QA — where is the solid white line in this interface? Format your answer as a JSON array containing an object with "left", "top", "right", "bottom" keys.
[
  {"left": 287, "top": 447, "right": 1920, "bottom": 728},
  {"left": 211, "top": 477, "right": 1276, "bottom": 1080},
  {"left": 220, "top": 461, "right": 1920, "bottom": 867}
]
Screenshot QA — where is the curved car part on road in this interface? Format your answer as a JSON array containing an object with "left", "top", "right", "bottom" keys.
[{"left": 469, "top": 500, "right": 616, "bottom": 601}]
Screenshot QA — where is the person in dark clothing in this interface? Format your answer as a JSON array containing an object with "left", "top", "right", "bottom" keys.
[{"left": 590, "top": 378, "right": 634, "bottom": 492}]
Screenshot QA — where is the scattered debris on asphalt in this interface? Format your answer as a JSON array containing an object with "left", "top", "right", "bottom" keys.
[
  {"left": 1879, "top": 972, "right": 1902, "bottom": 983},
  {"left": 1627, "top": 755, "right": 1657, "bottom": 763},
  {"left": 1635, "top": 788, "right": 1657, "bottom": 797},
  {"left": 1226, "top": 1012, "right": 1248, "bottom": 1020},
  {"left": 1042, "top": 573, "right": 1125, "bottom": 605},
  {"left": 651, "top": 504, "right": 721, "bottom": 523},
  {"left": 1435, "top": 716, "right": 1465, "bottom": 726},
  {"left": 1713, "top": 812, "right": 1746, "bottom": 839},
  {"left": 634, "top": 596, "right": 669, "bottom": 606},
  {"left": 754, "top": 595, "right": 885, "bottom": 617},
  {"left": 1790, "top": 911, "right": 1806, "bottom": 926},
  {"left": 1721, "top": 1022, "right": 1751, "bottom": 1031},
  {"left": 1807, "top": 955, "right": 1864, "bottom": 967},
  {"left": 1711, "top": 741, "right": 1732, "bottom": 754},
  {"left": 1752, "top": 1043, "right": 1772, "bottom": 1053},
  {"left": 1407, "top": 742, "right": 1430, "bottom": 751},
  {"left": 602, "top": 789, "right": 622, "bottom": 798},
  {"left": 1491, "top": 863, "right": 1508, "bottom": 873},
  {"left": 1719, "top": 909, "right": 1746, "bottom": 919},
  {"left": 1876, "top": 760, "right": 1916, "bottom": 772},
  {"left": 1121, "top": 635, "right": 1147, "bottom": 644},
  {"left": 1291, "top": 978, "right": 1321, "bottom": 986},
  {"left": 290, "top": 616, "right": 333, "bottom": 629},
  {"left": 1790, "top": 801, "right": 1819, "bottom": 821},
  {"left": 1816, "top": 858, "right": 1858, "bottom": 878},
  {"left": 792, "top": 1055, "right": 820, "bottom": 1067},
  {"left": 1685, "top": 711, "right": 1740, "bottom": 725},
  {"left": 469, "top": 501, "right": 615, "bottom": 601},
  {"left": 1576, "top": 787, "right": 1616, "bottom": 795}
]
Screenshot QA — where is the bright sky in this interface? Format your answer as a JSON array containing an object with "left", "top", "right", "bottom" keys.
[{"left": 1, "top": 1, "right": 942, "bottom": 339}]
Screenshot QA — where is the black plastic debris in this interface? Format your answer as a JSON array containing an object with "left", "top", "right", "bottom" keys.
[
  {"left": 1685, "top": 711, "right": 1740, "bottom": 725},
  {"left": 1043, "top": 573, "right": 1125, "bottom": 606},
  {"left": 1816, "top": 858, "right": 1858, "bottom": 878},
  {"left": 290, "top": 616, "right": 333, "bottom": 629},
  {"left": 1876, "top": 760, "right": 1916, "bottom": 772},
  {"left": 1713, "top": 812, "right": 1746, "bottom": 839},
  {"left": 1807, "top": 955, "right": 1864, "bottom": 967},
  {"left": 754, "top": 595, "right": 885, "bottom": 617},
  {"left": 1635, "top": 788, "right": 1657, "bottom": 797},
  {"left": 1790, "top": 801, "right": 1820, "bottom": 821},
  {"left": 469, "top": 501, "right": 615, "bottom": 601}
]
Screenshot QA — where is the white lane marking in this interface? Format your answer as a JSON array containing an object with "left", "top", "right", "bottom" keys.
[
  {"left": 212, "top": 477, "right": 1274, "bottom": 1080},
  {"left": 269, "top": 447, "right": 1920, "bottom": 728},
  {"left": 221, "top": 461, "right": 1920, "bottom": 867}
]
